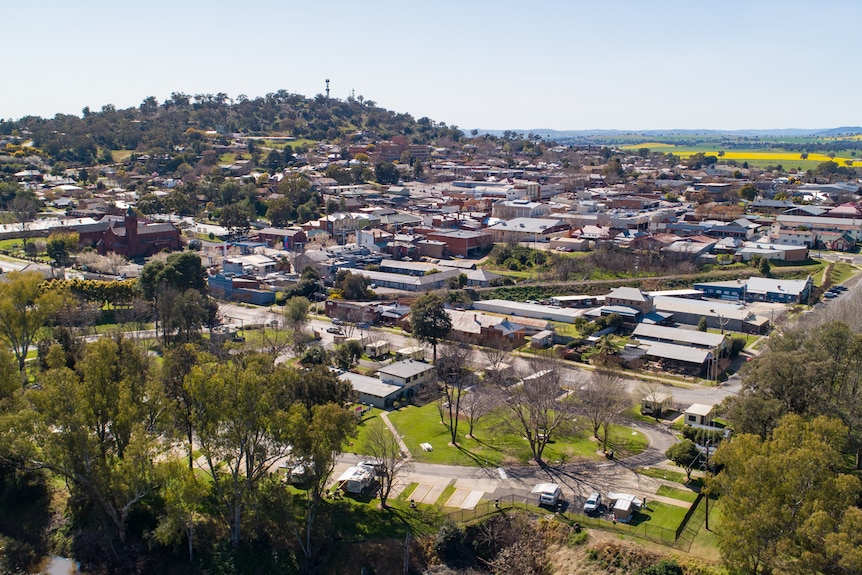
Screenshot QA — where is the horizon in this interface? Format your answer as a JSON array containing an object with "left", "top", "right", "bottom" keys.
[{"left": 4, "top": 0, "right": 861, "bottom": 131}]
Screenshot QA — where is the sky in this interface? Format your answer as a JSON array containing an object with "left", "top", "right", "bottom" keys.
[{"left": 4, "top": 0, "right": 861, "bottom": 131}]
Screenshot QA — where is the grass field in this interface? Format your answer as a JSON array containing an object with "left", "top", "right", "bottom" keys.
[
  {"left": 637, "top": 466, "right": 703, "bottom": 488},
  {"left": 218, "top": 152, "right": 237, "bottom": 165},
  {"left": 261, "top": 138, "right": 317, "bottom": 150},
  {"left": 108, "top": 149, "right": 133, "bottom": 162},
  {"left": 367, "top": 402, "right": 648, "bottom": 467},
  {"left": 630, "top": 501, "right": 688, "bottom": 530},
  {"left": 656, "top": 485, "right": 699, "bottom": 503}
]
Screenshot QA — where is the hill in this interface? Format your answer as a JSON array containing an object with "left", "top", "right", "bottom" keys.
[{"left": 0, "top": 91, "right": 464, "bottom": 165}]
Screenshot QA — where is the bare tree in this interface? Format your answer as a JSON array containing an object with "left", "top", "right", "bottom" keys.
[
  {"left": 579, "top": 368, "right": 630, "bottom": 452},
  {"left": 258, "top": 310, "right": 292, "bottom": 359},
  {"left": 364, "top": 419, "right": 410, "bottom": 508},
  {"left": 116, "top": 297, "right": 153, "bottom": 336},
  {"left": 495, "top": 358, "right": 577, "bottom": 465},
  {"left": 461, "top": 383, "right": 493, "bottom": 439},
  {"left": 76, "top": 251, "right": 128, "bottom": 275},
  {"left": 436, "top": 343, "right": 475, "bottom": 446}
]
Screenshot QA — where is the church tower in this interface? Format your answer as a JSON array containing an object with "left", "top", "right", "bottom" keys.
[{"left": 125, "top": 207, "right": 138, "bottom": 254}]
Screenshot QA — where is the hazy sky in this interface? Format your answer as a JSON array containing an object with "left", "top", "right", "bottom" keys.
[{"left": 4, "top": 0, "right": 860, "bottom": 130}]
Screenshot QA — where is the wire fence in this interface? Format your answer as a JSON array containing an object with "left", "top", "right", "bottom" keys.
[{"left": 443, "top": 492, "right": 708, "bottom": 551}]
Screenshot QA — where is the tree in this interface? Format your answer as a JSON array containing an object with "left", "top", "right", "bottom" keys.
[
  {"left": 286, "top": 402, "right": 356, "bottom": 571},
  {"left": 136, "top": 193, "right": 166, "bottom": 214},
  {"left": 579, "top": 368, "right": 630, "bottom": 452},
  {"left": 0, "top": 347, "right": 19, "bottom": 404},
  {"left": 590, "top": 334, "right": 623, "bottom": 367},
  {"left": 759, "top": 256, "right": 771, "bottom": 277},
  {"left": 714, "top": 415, "right": 862, "bottom": 574},
  {"left": 435, "top": 344, "right": 474, "bottom": 446},
  {"left": 22, "top": 337, "right": 160, "bottom": 544},
  {"left": 363, "top": 418, "right": 408, "bottom": 508},
  {"left": 665, "top": 439, "right": 701, "bottom": 482},
  {"left": 410, "top": 292, "right": 452, "bottom": 362},
  {"left": 162, "top": 344, "right": 208, "bottom": 469},
  {"left": 374, "top": 161, "right": 399, "bottom": 185},
  {"left": 496, "top": 359, "right": 576, "bottom": 465},
  {"left": 10, "top": 190, "right": 40, "bottom": 249},
  {"left": 0, "top": 272, "right": 68, "bottom": 373},
  {"left": 284, "top": 296, "right": 311, "bottom": 350},
  {"left": 186, "top": 356, "right": 293, "bottom": 549},
  {"left": 46, "top": 232, "right": 78, "bottom": 266},
  {"left": 219, "top": 204, "right": 251, "bottom": 238},
  {"left": 139, "top": 251, "right": 207, "bottom": 300},
  {"left": 153, "top": 460, "right": 207, "bottom": 561},
  {"left": 738, "top": 184, "right": 758, "bottom": 201},
  {"left": 635, "top": 381, "right": 672, "bottom": 421},
  {"left": 277, "top": 363, "right": 355, "bottom": 411},
  {"left": 461, "top": 382, "right": 492, "bottom": 438},
  {"left": 266, "top": 197, "right": 294, "bottom": 227},
  {"left": 334, "top": 269, "right": 370, "bottom": 301},
  {"left": 697, "top": 316, "right": 708, "bottom": 332}
]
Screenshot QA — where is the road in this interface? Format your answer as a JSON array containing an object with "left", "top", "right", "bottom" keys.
[{"left": 218, "top": 302, "right": 739, "bottom": 410}]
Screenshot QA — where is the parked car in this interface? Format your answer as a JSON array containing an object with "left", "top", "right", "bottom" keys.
[
  {"left": 326, "top": 326, "right": 343, "bottom": 334},
  {"left": 583, "top": 492, "right": 602, "bottom": 514},
  {"left": 332, "top": 318, "right": 344, "bottom": 326},
  {"left": 824, "top": 292, "right": 838, "bottom": 299}
]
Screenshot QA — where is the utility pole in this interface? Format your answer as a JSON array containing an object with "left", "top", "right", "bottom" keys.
[
  {"left": 704, "top": 438, "right": 711, "bottom": 531},
  {"left": 402, "top": 530, "right": 411, "bottom": 574}
]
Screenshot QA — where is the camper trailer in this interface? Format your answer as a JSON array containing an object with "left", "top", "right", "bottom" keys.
[
  {"left": 336, "top": 466, "right": 374, "bottom": 494},
  {"left": 531, "top": 483, "right": 562, "bottom": 507}
]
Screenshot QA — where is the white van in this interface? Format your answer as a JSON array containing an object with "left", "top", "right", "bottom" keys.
[{"left": 531, "top": 483, "right": 562, "bottom": 506}]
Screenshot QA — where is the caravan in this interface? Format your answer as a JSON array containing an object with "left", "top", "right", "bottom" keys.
[{"left": 531, "top": 483, "right": 562, "bottom": 507}]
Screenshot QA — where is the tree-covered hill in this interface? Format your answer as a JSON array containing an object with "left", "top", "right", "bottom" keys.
[{"left": 0, "top": 91, "right": 464, "bottom": 165}]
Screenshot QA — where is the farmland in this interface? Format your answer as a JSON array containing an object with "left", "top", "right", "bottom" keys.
[{"left": 620, "top": 142, "right": 859, "bottom": 171}]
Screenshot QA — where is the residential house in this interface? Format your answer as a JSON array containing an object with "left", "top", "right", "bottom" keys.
[
  {"left": 376, "top": 359, "right": 436, "bottom": 392},
  {"left": 685, "top": 404, "right": 715, "bottom": 427}
]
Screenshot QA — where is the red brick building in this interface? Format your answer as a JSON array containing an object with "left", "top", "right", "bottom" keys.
[
  {"left": 76, "top": 209, "right": 181, "bottom": 257},
  {"left": 423, "top": 230, "right": 493, "bottom": 257}
]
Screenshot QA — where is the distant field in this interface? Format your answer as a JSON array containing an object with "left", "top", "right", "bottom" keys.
[
  {"left": 261, "top": 138, "right": 316, "bottom": 150},
  {"left": 109, "top": 149, "right": 133, "bottom": 162},
  {"left": 621, "top": 143, "right": 858, "bottom": 169}
]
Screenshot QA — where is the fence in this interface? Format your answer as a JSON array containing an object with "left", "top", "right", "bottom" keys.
[{"left": 444, "top": 492, "right": 708, "bottom": 551}]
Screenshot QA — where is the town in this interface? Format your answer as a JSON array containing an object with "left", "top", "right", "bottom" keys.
[{"left": 1, "top": 95, "right": 861, "bottom": 575}]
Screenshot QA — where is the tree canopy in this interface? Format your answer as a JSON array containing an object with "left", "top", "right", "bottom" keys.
[
  {"left": 409, "top": 292, "right": 452, "bottom": 361},
  {"left": 713, "top": 414, "right": 862, "bottom": 575}
]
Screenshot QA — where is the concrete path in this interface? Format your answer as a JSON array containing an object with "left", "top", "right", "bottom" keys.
[{"left": 379, "top": 411, "right": 412, "bottom": 459}]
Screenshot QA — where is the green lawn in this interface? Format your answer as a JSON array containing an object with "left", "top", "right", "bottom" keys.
[
  {"left": 377, "top": 402, "right": 646, "bottom": 467},
  {"left": 261, "top": 138, "right": 317, "bottom": 150},
  {"left": 630, "top": 501, "right": 689, "bottom": 531},
  {"left": 656, "top": 485, "right": 698, "bottom": 503},
  {"left": 637, "top": 466, "right": 704, "bottom": 490}
]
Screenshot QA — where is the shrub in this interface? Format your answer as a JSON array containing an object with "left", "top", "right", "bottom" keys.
[
  {"left": 730, "top": 335, "right": 747, "bottom": 356},
  {"left": 434, "top": 521, "right": 474, "bottom": 569},
  {"left": 637, "top": 559, "right": 684, "bottom": 575}
]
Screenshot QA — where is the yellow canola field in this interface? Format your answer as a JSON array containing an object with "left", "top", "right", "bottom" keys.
[{"left": 670, "top": 150, "right": 856, "bottom": 165}]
